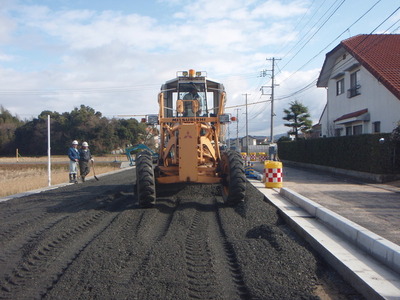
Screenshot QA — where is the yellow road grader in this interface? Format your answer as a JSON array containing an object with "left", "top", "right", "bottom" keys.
[{"left": 135, "top": 69, "right": 246, "bottom": 207}]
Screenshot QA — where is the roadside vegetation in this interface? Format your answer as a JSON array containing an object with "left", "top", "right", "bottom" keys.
[
  {"left": 0, "top": 155, "right": 127, "bottom": 198},
  {"left": 0, "top": 104, "right": 153, "bottom": 198},
  {"left": 0, "top": 105, "right": 152, "bottom": 156}
]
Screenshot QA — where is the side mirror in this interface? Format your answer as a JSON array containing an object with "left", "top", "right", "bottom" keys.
[
  {"left": 176, "top": 100, "right": 184, "bottom": 114},
  {"left": 192, "top": 100, "right": 199, "bottom": 113}
]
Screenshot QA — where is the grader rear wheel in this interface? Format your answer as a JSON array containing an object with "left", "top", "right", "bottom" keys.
[
  {"left": 135, "top": 150, "right": 156, "bottom": 207},
  {"left": 220, "top": 150, "right": 246, "bottom": 205}
]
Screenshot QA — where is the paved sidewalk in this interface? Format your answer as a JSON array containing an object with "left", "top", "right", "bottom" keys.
[{"left": 279, "top": 165, "right": 400, "bottom": 246}]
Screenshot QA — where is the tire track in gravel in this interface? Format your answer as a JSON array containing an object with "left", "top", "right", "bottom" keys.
[
  {"left": 0, "top": 187, "right": 121, "bottom": 243},
  {"left": 0, "top": 212, "right": 50, "bottom": 244},
  {"left": 185, "top": 209, "right": 219, "bottom": 299},
  {"left": 182, "top": 195, "right": 251, "bottom": 300},
  {"left": 0, "top": 192, "right": 130, "bottom": 299},
  {"left": 0, "top": 191, "right": 129, "bottom": 273},
  {"left": 0, "top": 170, "right": 364, "bottom": 300},
  {"left": 213, "top": 197, "right": 252, "bottom": 299},
  {"left": 129, "top": 196, "right": 181, "bottom": 282},
  {"left": 0, "top": 214, "right": 69, "bottom": 273},
  {"left": 42, "top": 190, "right": 182, "bottom": 299}
]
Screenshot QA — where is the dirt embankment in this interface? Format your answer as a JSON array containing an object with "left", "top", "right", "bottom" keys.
[{"left": 0, "top": 169, "right": 362, "bottom": 299}]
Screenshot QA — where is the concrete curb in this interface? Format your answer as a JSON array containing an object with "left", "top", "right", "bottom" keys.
[
  {"left": 249, "top": 180, "right": 400, "bottom": 299},
  {"left": 280, "top": 187, "right": 400, "bottom": 276}
]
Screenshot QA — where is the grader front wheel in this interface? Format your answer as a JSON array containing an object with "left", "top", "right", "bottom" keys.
[
  {"left": 135, "top": 150, "right": 156, "bottom": 207},
  {"left": 221, "top": 150, "right": 246, "bottom": 205}
]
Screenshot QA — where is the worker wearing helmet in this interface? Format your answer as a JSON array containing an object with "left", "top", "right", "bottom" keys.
[
  {"left": 68, "top": 140, "right": 80, "bottom": 183},
  {"left": 78, "top": 141, "right": 93, "bottom": 182},
  {"left": 183, "top": 86, "right": 202, "bottom": 117}
]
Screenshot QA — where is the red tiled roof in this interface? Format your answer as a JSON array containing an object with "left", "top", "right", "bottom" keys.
[
  {"left": 341, "top": 34, "right": 400, "bottom": 100},
  {"left": 334, "top": 108, "right": 368, "bottom": 122}
]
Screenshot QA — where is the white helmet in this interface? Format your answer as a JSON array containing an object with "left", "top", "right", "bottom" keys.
[
  {"left": 72, "top": 140, "right": 78, "bottom": 145},
  {"left": 82, "top": 142, "right": 89, "bottom": 147}
]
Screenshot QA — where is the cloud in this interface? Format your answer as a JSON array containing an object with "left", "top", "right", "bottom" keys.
[
  {"left": 0, "top": 6, "right": 17, "bottom": 44},
  {"left": 0, "top": 0, "right": 326, "bottom": 136},
  {"left": 251, "top": 0, "right": 308, "bottom": 19},
  {"left": 0, "top": 53, "right": 14, "bottom": 61}
]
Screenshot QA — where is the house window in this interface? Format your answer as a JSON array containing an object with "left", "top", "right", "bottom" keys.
[
  {"left": 348, "top": 70, "right": 361, "bottom": 98},
  {"left": 346, "top": 126, "right": 352, "bottom": 136},
  {"left": 336, "top": 78, "right": 344, "bottom": 95},
  {"left": 353, "top": 125, "right": 362, "bottom": 135},
  {"left": 373, "top": 121, "right": 381, "bottom": 133},
  {"left": 335, "top": 128, "right": 342, "bottom": 136}
]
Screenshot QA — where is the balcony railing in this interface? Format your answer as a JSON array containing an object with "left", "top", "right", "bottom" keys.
[{"left": 347, "top": 84, "right": 361, "bottom": 98}]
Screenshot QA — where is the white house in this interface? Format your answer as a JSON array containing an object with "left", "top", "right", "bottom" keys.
[{"left": 317, "top": 34, "right": 400, "bottom": 137}]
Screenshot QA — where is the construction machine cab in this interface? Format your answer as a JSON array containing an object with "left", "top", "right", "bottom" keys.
[{"left": 161, "top": 70, "right": 225, "bottom": 119}]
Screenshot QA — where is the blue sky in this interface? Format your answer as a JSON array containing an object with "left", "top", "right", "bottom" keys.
[{"left": 0, "top": 0, "right": 399, "bottom": 137}]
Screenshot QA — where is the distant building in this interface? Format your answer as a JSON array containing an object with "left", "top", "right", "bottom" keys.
[
  {"left": 317, "top": 34, "right": 400, "bottom": 137},
  {"left": 228, "top": 135, "right": 268, "bottom": 152}
]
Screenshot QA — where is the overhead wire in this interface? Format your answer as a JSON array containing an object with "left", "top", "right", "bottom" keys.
[
  {"left": 243, "top": 0, "right": 350, "bottom": 124},
  {"left": 312, "top": 4, "right": 400, "bottom": 85},
  {"left": 254, "top": 3, "right": 400, "bottom": 138},
  {"left": 279, "top": 0, "right": 347, "bottom": 72},
  {"left": 225, "top": 1, "right": 397, "bottom": 136},
  {"left": 279, "top": 0, "right": 330, "bottom": 60},
  {"left": 269, "top": 0, "right": 391, "bottom": 104},
  {"left": 278, "top": 0, "right": 383, "bottom": 85},
  {"left": 237, "top": 2, "right": 397, "bottom": 135}
]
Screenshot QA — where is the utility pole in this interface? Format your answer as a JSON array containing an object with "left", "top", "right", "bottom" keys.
[
  {"left": 242, "top": 93, "right": 250, "bottom": 155},
  {"left": 47, "top": 115, "right": 51, "bottom": 187},
  {"left": 235, "top": 108, "right": 240, "bottom": 151},
  {"left": 264, "top": 57, "right": 281, "bottom": 143}
]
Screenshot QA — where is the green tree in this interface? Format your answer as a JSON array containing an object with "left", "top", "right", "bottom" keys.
[
  {"left": 0, "top": 106, "right": 25, "bottom": 155},
  {"left": 283, "top": 100, "right": 312, "bottom": 140},
  {"left": 10, "top": 105, "right": 149, "bottom": 155}
]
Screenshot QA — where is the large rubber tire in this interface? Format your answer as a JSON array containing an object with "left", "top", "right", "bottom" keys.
[
  {"left": 220, "top": 150, "right": 246, "bottom": 205},
  {"left": 135, "top": 150, "right": 156, "bottom": 207}
]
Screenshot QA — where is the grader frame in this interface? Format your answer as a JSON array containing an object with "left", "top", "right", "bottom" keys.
[{"left": 135, "top": 69, "right": 246, "bottom": 207}]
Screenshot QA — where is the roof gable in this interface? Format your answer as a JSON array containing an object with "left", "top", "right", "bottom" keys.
[{"left": 317, "top": 34, "right": 400, "bottom": 100}]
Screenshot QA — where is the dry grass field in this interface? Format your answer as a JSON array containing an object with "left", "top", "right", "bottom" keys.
[{"left": 0, "top": 155, "right": 129, "bottom": 198}]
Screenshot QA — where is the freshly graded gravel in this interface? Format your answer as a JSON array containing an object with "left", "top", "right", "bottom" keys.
[{"left": 0, "top": 169, "right": 363, "bottom": 299}]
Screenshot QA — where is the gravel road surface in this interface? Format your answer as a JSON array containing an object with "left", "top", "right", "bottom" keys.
[{"left": 0, "top": 169, "right": 362, "bottom": 299}]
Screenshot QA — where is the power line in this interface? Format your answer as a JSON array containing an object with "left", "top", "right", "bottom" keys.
[
  {"left": 279, "top": 0, "right": 331, "bottom": 59},
  {"left": 278, "top": 0, "right": 383, "bottom": 85},
  {"left": 277, "top": 0, "right": 318, "bottom": 55},
  {"left": 279, "top": 0, "right": 347, "bottom": 72},
  {"left": 315, "top": 5, "right": 400, "bottom": 86},
  {"left": 272, "top": 0, "right": 392, "bottom": 100}
]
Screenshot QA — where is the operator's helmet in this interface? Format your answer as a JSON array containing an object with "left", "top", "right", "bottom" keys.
[
  {"left": 82, "top": 142, "right": 89, "bottom": 147},
  {"left": 72, "top": 140, "right": 78, "bottom": 145}
]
